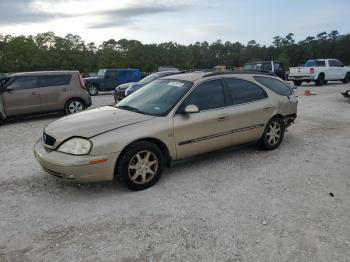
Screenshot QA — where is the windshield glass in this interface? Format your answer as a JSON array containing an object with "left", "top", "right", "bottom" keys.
[
  {"left": 97, "top": 69, "right": 106, "bottom": 77},
  {"left": 117, "top": 79, "right": 193, "bottom": 116},
  {"left": 244, "top": 63, "right": 262, "bottom": 70},
  {"left": 0, "top": 77, "right": 10, "bottom": 89},
  {"left": 139, "top": 73, "right": 160, "bottom": 84},
  {"left": 305, "top": 60, "right": 325, "bottom": 67}
]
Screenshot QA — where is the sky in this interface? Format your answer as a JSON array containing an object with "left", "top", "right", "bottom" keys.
[{"left": 0, "top": 0, "right": 349, "bottom": 46}]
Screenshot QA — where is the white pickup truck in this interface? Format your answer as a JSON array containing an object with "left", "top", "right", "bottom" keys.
[{"left": 289, "top": 59, "right": 350, "bottom": 86}]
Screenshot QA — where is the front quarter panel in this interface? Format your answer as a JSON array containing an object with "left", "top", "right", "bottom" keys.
[{"left": 89, "top": 117, "right": 176, "bottom": 159}]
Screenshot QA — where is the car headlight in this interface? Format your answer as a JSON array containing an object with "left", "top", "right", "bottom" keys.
[{"left": 58, "top": 138, "right": 92, "bottom": 155}]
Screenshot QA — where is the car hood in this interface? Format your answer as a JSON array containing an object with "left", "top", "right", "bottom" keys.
[
  {"left": 44, "top": 106, "right": 154, "bottom": 147},
  {"left": 84, "top": 76, "right": 101, "bottom": 82},
  {"left": 116, "top": 82, "right": 141, "bottom": 90}
]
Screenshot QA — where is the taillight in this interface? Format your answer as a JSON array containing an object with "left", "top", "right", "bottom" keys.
[
  {"left": 310, "top": 68, "right": 314, "bottom": 74},
  {"left": 79, "top": 74, "right": 86, "bottom": 89}
]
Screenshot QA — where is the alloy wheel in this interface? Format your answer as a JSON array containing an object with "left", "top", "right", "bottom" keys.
[
  {"left": 68, "top": 100, "right": 83, "bottom": 114},
  {"left": 88, "top": 85, "right": 98, "bottom": 95},
  {"left": 266, "top": 122, "right": 282, "bottom": 146},
  {"left": 128, "top": 150, "right": 159, "bottom": 184}
]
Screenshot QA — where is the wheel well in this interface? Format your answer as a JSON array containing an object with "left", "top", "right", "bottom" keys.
[
  {"left": 88, "top": 82, "right": 99, "bottom": 89},
  {"left": 271, "top": 114, "right": 285, "bottom": 128},
  {"left": 64, "top": 97, "right": 86, "bottom": 108},
  {"left": 114, "top": 138, "right": 172, "bottom": 177},
  {"left": 318, "top": 72, "right": 325, "bottom": 78}
]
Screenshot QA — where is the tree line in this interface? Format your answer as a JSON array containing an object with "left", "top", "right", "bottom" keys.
[{"left": 0, "top": 30, "right": 349, "bottom": 75}]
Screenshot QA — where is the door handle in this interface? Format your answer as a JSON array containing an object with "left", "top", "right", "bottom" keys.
[
  {"left": 62, "top": 88, "right": 68, "bottom": 92},
  {"left": 263, "top": 105, "right": 273, "bottom": 111},
  {"left": 217, "top": 113, "right": 229, "bottom": 121},
  {"left": 32, "top": 91, "right": 39, "bottom": 95}
]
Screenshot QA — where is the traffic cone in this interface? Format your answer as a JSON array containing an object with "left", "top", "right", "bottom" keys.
[{"left": 304, "top": 89, "right": 311, "bottom": 96}]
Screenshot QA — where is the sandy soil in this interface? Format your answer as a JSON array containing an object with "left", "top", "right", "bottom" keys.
[{"left": 0, "top": 84, "right": 349, "bottom": 262}]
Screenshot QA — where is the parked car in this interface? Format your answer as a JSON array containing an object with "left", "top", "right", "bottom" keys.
[
  {"left": 84, "top": 69, "right": 141, "bottom": 96},
  {"left": 34, "top": 71, "right": 297, "bottom": 191},
  {"left": 113, "top": 71, "right": 184, "bottom": 103},
  {"left": 0, "top": 71, "right": 91, "bottom": 122},
  {"left": 289, "top": 59, "right": 350, "bottom": 86},
  {"left": 158, "top": 66, "right": 179, "bottom": 72},
  {"left": 243, "top": 61, "right": 286, "bottom": 80}
]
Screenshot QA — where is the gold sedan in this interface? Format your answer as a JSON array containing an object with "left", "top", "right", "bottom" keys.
[{"left": 34, "top": 72, "right": 297, "bottom": 190}]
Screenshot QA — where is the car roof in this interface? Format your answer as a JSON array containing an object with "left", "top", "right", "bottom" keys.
[
  {"left": 10, "top": 71, "right": 79, "bottom": 77},
  {"left": 245, "top": 61, "right": 281, "bottom": 64},
  {"left": 162, "top": 71, "right": 278, "bottom": 82},
  {"left": 162, "top": 72, "right": 208, "bottom": 82}
]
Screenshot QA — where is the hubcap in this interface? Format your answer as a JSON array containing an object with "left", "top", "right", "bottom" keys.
[
  {"left": 266, "top": 122, "right": 281, "bottom": 146},
  {"left": 89, "top": 86, "right": 97, "bottom": 95},
  {"left": 68, "top": 101, "right": 83, "bottom": 114},
  {"left": 128, "top": 150, "right": 158, "bottom": 184}
]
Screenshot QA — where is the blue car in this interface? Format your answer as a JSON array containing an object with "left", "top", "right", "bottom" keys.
[{"left": 113, "top": 71, "right": 184, "bottom": 103}]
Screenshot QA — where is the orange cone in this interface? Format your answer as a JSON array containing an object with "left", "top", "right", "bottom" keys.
[{"left": 304, "top": 90, "right": 311, "bottom": 96}]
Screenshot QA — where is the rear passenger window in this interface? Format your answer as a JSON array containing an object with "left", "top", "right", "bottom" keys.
[
  {"left": 181, "top": 80, "right": 225, "bottom": 111},
  {"left": 226, "top": 79, "right": 267, "bottom": 105},
  {"left": 39, "top": 75, "right": 72, "bottom": 87},
  {"left": 254, "top": 76, "right": 292, "bottom": 96}
]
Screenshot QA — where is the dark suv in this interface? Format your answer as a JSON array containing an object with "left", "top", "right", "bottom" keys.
[
  {"left": 113, "top": 71, "right": 184, "bottom": 103},
  {"left": 84, "top": 69, "right": 141, "bottom": 96},
  {"left": 243, "top": 61, "right": 286, "bottom": 80}
]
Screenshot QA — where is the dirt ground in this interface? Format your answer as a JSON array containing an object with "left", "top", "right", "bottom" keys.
[{"left": 0, "top": 83, "right": 350, "bottom": 262}]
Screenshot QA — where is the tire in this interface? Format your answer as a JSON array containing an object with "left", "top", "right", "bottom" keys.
[
  {"left": 324, "top": 81, "right": 328, "bottom": 85},
  {"left": 87, "top": 84, "right": 99, "bottom": 96},
  {"left": 343, "top": 73, "right": 350, "bottom": 84},
  {"left": 259, "top": 117, "right": 285, "bottom": 150},
  {"left": 293, "top": 80, "right": 302, "bottom": 86},
  {"left": 64, "top": 98, "right": 86, "bottom": 115},
  {"left": 116, "top": 141, "right": 164, "bottom": 191},
  {"left": 316, "top": 74, "right": 325, "bottom": 86}
]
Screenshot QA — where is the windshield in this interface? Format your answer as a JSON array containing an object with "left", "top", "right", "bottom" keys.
[
  {"left": 97, "top": 69, "right": 106, "bottom": 77},
  {"left": 244, "top": 63, "right": 262, "bottom": 70},
  {"left": 305, "top": 60, "right": 325, "bottom": 67},
  {"left": 117, "top": 79, "right": 193, "bottom": 116},
  {"left": 139, "top": 73, "right": 160, "bottom": 84},
  {"left": 0, "top": 77, "right": 10, "bottom": 90}
]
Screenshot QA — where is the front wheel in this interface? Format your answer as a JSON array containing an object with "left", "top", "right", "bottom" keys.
[
  {"left": 316, "top": 74, "right": 325, "bottom": 86},
  {"left": 116, "top": 141, "right": 164, "bottom": 191},
  {"left": 87, "top": 84, "right": 99, "bottom": 96},
  {"left": 64, "top": 99, "right": 86, "bottom": 114},
  {"left": 293, "top": 80, "right": 302, "bottom": 86},
  {"left": 343, "top": 73, "right": 350, "bottom": 84},
  {"left": 259, "top": 117, "right": 285, "bottom": 150}
]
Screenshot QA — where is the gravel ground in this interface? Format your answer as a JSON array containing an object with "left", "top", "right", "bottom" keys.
[{"left": 0, "top": 84, "right": 350, "bottom": 262}]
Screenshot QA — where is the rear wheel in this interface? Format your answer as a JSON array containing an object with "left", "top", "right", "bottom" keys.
[
  {"left": 343, "top": 73, "right": 350, "bottom": 84},
  {"left": 116, "top": 141, "right": 164, "bottom": 191},
  {"left": 259, "top": 117, "right": 285, "bottom": 150},
  {"left": 64, "top": 98, "right": 85, "bottom": 114},
  {"left": 324, "top": 81, "right": 328, "bottom": 85},
  {"left": 87, "top": 84, "right": 99, "bottom": 96},
  {"left": 316, "top": 74, "right": 325, "bottom": 86},
  {"left": 293, "top": 80, "right": 302, "bottom": 86}
]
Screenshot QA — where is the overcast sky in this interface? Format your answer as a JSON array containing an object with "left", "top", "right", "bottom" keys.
[{"left": 0, "top": 0, "right": 349, "bottom": 46}]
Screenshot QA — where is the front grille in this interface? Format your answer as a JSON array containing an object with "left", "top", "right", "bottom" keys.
[{"left": 43, "top": 132, "right": 56, "bottom": 146}]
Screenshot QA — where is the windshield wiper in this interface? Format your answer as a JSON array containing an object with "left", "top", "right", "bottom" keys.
[{"left": 117, "top": 105, "right": 144, "bottom": 114}]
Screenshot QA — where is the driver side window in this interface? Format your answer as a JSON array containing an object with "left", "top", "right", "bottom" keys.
[
  {"left": 178, "top": 79, "right": 225, "bottom": 112},
  {"left": 9, "top": 76, "right": 38, "bottom": 90}
]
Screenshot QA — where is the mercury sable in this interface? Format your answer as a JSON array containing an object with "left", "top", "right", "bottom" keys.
[{"left": 34, "top": 72, "right": 297, "bottom": 190}]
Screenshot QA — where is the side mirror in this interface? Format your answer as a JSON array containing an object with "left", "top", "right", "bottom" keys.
[
  {"left": 184, "top": 104, "right": 199, "bottom": 114},
  {"left": 6, "top": 85, "right": 14, "bottom": 91}
]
